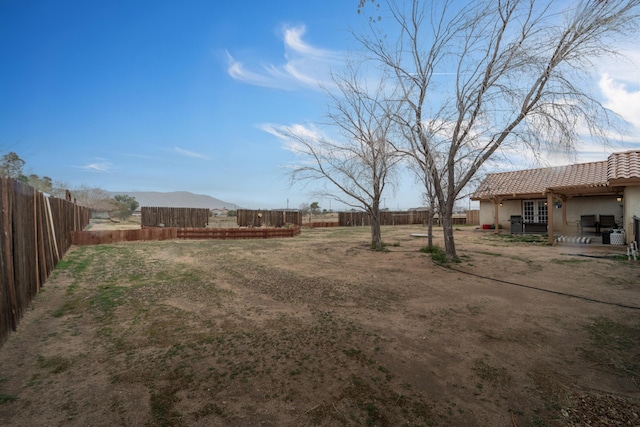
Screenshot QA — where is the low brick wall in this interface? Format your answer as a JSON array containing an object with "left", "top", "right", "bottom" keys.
[{"left": 307, "top": 221, "right": 339, "bottom": 228}]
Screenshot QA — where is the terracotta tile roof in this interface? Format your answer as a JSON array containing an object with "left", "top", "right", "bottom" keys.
[
  {"left": 607, "top": 150, "right": 640, "bottom": 182},
  {"left": 472, "top": 160, "right": 609, "bottom": 199},
  {"left": 473, "top": 150, "right": 640, "bottom": 199}
]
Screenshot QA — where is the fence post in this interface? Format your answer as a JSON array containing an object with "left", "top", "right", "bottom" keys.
[
  {"left": 1, "top": 178, "right": 18, "bottom": 331},
  {"left": 33, "top": 187, "right": 41, "bottom": 292}
]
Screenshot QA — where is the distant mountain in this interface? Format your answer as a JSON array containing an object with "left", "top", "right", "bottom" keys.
[{"left": 107, "top": 191, "right": 237, "bottom": 210}]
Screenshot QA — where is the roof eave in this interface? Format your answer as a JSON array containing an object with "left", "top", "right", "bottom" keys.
[{"left": 607, "top": 178, "right": 640, "bottom": 186}]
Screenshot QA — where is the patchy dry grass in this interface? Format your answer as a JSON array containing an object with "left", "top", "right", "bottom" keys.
[
  {"left": 581, "top": 317, "right": 640, "bottom": 380},
  {"left": 0, "top": 226, "right": 639, "bottom": 426}
]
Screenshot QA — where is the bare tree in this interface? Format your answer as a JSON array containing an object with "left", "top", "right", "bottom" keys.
[
  {"left": 407, "top": 158, "right": 438, "bottom": 248},
  {"left": 71, "top": 185, "right": 115, "bottom": 211},
  {"left": 357, "top": 0, "right": 640, "bottom": 259},
  {"left": 274, "top": 64, "right": 402, "bottom": 250},
  {"left": 49, "top": 180, "right": 72, "bottom": 199}
]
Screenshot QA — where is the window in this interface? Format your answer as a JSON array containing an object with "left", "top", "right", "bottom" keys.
[{"left": 523, "top": 200, "right": 548, "bottom": 223}]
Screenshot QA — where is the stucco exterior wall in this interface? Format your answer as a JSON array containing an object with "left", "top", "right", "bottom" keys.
[
  {"left": 479, "top": 200, "right": 521, "bottom": 229},
  {"left": 564, "top": 195, "right": 623, "bottom": 228},
  {"left": 623, "top": 185, "right": 640, "bottom": 243},
  {"left": 479, "top": 195, "right": 623, "bottom": 234}
]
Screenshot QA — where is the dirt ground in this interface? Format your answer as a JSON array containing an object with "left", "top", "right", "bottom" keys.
[{"left": 0, "top": 223, "right": 639, "bottom": 426}]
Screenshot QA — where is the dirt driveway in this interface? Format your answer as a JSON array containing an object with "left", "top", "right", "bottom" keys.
[{"left": 0, "top": 225, "right": 638, "bottom": 426}]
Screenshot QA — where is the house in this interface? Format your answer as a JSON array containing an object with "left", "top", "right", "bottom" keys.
[
  {"left": 471, "top": 150, "right": 640, "bottom": 244},
  {"left": 211, "top": 208, "right": 230, "bottom": 217},
  {"left": 88, "top": 199, "right": 119, "bottom": 220}
]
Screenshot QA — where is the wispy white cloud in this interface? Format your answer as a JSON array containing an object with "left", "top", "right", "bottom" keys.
[
  {"left": 593, "top": 44, "right": 640, "bottom": 146},
  {"left": 261, "top": 122, "right": 322, "bottom": 141},
  {"left": 282, "top": 25, "right": 341, "bottom": 61},
  {"left": 76, "top": 160, "right": 113, "bottom": 173},
  {"left": 595, "top": 48, "right": 640, "bottom": 88},
  {"left": 498, "top": 59, "right": 640, "bottom": 169},
  {"left": 226, "top": 52, "right": 286, "bottom": 89},
  {"left": 174, "top": 146, "right": 209, "bottom": 160},
  {"left": 599, "top": 73, "right": 640, "bottom": 132},
  {"left": 260, "top": 122, "right": 324, "bottom": 152},
  {"left": 226, "top": 25, "right": 341, "bottom": 91}
]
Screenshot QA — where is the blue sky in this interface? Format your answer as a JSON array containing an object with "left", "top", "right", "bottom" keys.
[{"left": 1, "top": 1, "right": 639, "bottom": 210}]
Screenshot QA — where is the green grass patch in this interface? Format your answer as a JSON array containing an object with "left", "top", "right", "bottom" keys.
[
  {"left": 54, "top": 256, "right": 91, "bottom": 274},
  {"left": 36, "top": 354, "right": 72, "bottom": 374},
  {"left": 362, "top": 401, "right": 384, "bottom": 427},
  {"left": 370, "top": 241, "right": 400, "bottom": 251},
  {"left": 551, "top": 258, "right": 589, "bottom": 265},
  {"left": 484, "top": 234, "right": 547, "bottom": 244},
  {"left": 610, "top": 254, "right": 631, "bottom": 262},
  {"left": 0, "top": 393, "right": 18, "bottom": 404},
  {"left": 149, "top": 367, "right": 195, "bottom": 426},
  {"left": 473, "top": 251, "right": 503, "bottom": 257},
  {"left": 51, "top": 298, "right": 85, "bottom": 318},
  {"left": 420, "top": 245, "right": 449, "bottom": 265},
  {"left": 471, "top": 358, "right": 511, "bottom": 386},
  {"left": 150, "top": 389, "right": 182, "bottom": 427},
  {"left": 90, "top": 285, "right": 126, "bottom": 320},
  {"left": 581, "top": 317, "right": 640, "bottom": 379}
]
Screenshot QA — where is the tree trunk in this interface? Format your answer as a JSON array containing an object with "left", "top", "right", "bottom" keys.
[
  {"left": 371, "top": 215, "right": 382, "bottom": 250},
  {"left": 441, "top": 202, "right": 457, "bottom": 259},
  {"left": 370, "top": 200, "right": 383, "bottom": 250},
  {"left": 427, "top": 209, "right": 433, "bottom": 248}
]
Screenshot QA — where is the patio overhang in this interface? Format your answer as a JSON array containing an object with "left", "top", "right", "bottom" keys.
[
  {"left": 472, "top": 185, "right": 622, "bottom": 201},
  {"left": 545, "top": 184, "right": 622, "bottom": 197},
  {"left": 475, "top": 184, "right": 625, "bottom": 245}
]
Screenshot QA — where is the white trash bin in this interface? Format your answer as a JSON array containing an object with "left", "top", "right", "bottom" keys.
[{"left": 610, "top": 230, "right": 625, "bottom": 245}]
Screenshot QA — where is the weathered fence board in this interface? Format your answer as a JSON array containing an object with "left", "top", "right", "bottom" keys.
[
  {"left": 0, "top": 177, "right": 90, "bottom": 347},
  {"left": 178, "top": 227, "right": 300, "bottom": 239},
  {"left": 141, "top": 206, "right": 210, "bottom": 228},
  {"left": 338, "top": 210, "right": 431, "bottom": 226},
  {"left": 236, "top": 209, "right": 302, "bottom": 227},
  {"left": 72, "top": 228, "right": 178, "bottom": 246},
  {"left": 72, "top": 226, "right": 301, "bottom": 246},
  {"left": 336, "top": 210, "right": 475, "bottom": 226},
  {"left": 466, "top": 210, "right": 479, "bottom": 225},
  {"left": 308, "top": 221, "right": 340, "bottom": 228},
  {"left": 1, "top": 178, "right": 17, "bottom": 334}
]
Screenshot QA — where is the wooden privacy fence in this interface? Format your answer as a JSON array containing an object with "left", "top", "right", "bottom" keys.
[
  {"left": 72, "top": 226, "right": 301, "bottom": 246},
  {"left": 466, "top": 209, "right": 479, "bottom": 225},
  {"left": 72, "top": 228, "right": 177, "bottom": 245},
  {"left": 336, "top": 210, "right": 476, "bottom": 227},
  {"left": 433, "top": 214, "right": 471, "bottom": 225},
  {"left": 338, "top": 210, "right": 431, "bottom": 226},
  {"left": 1, "top": 177, "right": 90, "bottom": 347},
  {"left": 236, "top": 209, "right": 302, "bottom": 228},
  {"left": 142, "top": 207, "right": 210, "bottom": 228}
]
